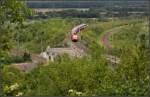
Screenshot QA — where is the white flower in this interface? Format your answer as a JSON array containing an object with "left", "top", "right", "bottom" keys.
[
  {"left": 76, "top": 91, "right": 82, "bottom": 95},
  {"left": 146, "top": 75, "right": 149, "bottom": 80},
  {"left": 16, "top": 92, "right": 23, "bottom": 96},
  {"left": 68, "top": 89, "right": 74, "bottom": 93},
  {"left": 10, "top": 83, "right": 19, "bottom": 91}
]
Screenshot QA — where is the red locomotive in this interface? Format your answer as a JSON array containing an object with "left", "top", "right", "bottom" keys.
[
  {"left": 70, "top": 24, "right": 87, "bottom": 42},
  {"left": 71, "top": 33, "right": 78, "bottom": 42}
]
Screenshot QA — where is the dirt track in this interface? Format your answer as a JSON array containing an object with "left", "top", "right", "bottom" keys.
[
  {"left": 101, "top": 26, "right": 122, "bottom": 49},
  {"left": 100, "top": 26, "right": 123, "bottom": 65}
]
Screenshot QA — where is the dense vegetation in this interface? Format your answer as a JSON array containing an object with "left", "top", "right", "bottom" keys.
[
  {"left": 0, "top": 0, "right": 149, "bottom": 96},
  {"left": 0, "top": 0, "right": 32, "bottom": 64}
]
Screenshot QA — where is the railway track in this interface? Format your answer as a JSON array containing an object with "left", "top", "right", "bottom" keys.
[
  {"left": 10, "top": 41, "right": 87, "bottom": 72},
  {"left": 100, "top": 26, "right": 124, "bottom": 65},
  {"left": 10, "top": 24, "right": 88, "bottom": 72},
  {"left": 101, "top": 26, "right": 122, "bottom": 49},
  {"left": 10, "top": 24, "right": 126, "bottom": 72}
]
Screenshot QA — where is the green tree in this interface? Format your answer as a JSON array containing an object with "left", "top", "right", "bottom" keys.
[{"left": 0, "top": 0, "right": 32, "bottom": 64}]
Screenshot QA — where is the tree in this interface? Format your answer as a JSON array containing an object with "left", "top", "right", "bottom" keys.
[{"left": 0, "top": 0, "right": 32, "bottom": 64}]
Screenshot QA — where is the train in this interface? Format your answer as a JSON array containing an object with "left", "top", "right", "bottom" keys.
[{"left": 71, "top": 24, "right": 87, "bottom": 42}]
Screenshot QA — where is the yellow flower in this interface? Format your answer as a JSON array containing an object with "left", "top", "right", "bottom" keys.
[{"left": 146, "top": 75, "right": 149, "bottom": 80}]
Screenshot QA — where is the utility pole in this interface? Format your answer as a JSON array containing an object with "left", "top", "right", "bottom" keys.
[
  {"left": 40, "top": 32, "right": 44, "bottom": 52},
  {"left": 16, "top": 27, "right": 20, "bottom": 56}
]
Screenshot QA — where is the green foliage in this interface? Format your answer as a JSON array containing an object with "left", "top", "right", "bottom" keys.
[
  {"left": 112, "top": 21, "right": 148, "bottom": 49},
  {"left": 14, "top": 19, "right": 71, "bottom": 53},
  {"left": 0, "top": 0, "right": 32, "bottom": 64},
  {"left": 0, "top": 2, "right": 149, "bottom": 95},
  {"left": 0, "top": 0, "right": 32, "bottom": 24}
]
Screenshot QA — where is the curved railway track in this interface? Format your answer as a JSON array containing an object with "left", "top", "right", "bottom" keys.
[
  {"left": 101, "top": 26, "right": 122, "bottom": 49},
  {"left": 9, "top": 20, "right": 144, "bottom": 72},
  {"left": 10, "top": 24, "right": 88, "bottom": 72}
]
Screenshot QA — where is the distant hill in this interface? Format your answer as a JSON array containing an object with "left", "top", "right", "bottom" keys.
[{"left": 26, "top": 0, "right": 149, "bottom": 9}]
